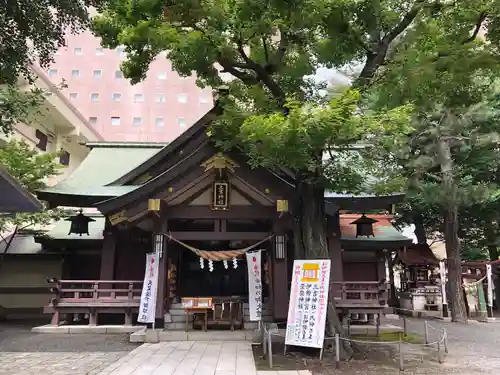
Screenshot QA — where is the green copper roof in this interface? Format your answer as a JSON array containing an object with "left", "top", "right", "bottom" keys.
[
  {"left": 38, "top": 143, "right": 164, "bottom": 197},
  {"left": 341, "top": 226, "right": 413, "bottom": 250}
]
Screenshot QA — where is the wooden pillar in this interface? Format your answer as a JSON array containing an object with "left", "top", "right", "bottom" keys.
[
  {"left": 153, "top": 217, "right": 168, "bottom": 329},
  {"left": 272, "top": 220, "right": 288, "bottom": 321},
  {"left": 327, "top": 215, "right": 343, "bottom": 298},
  {"left": 100, "top": 227, "right": 116, "bottom": 283}
]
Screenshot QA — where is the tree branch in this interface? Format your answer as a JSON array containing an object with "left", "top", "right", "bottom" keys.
[
  {"left": 262, "top": 36, "right": 270, "bottom": 64},
  {"left": 190, "top": 24, "right": 259, "bottom": 84},
  {"left": 463, "top": 12, "right": 487, "bottom": 44},
  {"left": 235, "top": 38, "right": 286, "bottom": 104},
  {"left": 383, "top": 1, "right": 424, "bottom": 45},
  {"left": 354, "top": 1, "right": 423, "bottom": 88}
]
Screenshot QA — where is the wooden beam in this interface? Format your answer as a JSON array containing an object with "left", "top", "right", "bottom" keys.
[
  {"left": 166, "top": 172, "right": 214, "bottom": 205},
  {"left": 164, "top": 205, "right": 276, "bottom": 219},
  {"left": 230, "top": 177, "right": 274, "bottom": 206},
  {"left": 98, "top": 143, "right": 215, "bottom": 214},
  {"left": 168, "top": 231, "right": 271, "bottom": 241}
]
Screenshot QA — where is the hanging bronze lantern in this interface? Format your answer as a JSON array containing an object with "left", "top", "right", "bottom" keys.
[
  {"left": 66, "top": 209, "right": 95, "bottom": 236},
  {"left": 350, "top": 214, "right": 378, "bottom": 238}
]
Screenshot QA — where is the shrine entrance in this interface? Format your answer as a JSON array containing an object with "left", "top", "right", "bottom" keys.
[{"left": 179, "top": 241, "right": 249, "bottom": 298}]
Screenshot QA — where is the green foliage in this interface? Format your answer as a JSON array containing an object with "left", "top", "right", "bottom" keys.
[
  {"left": 365, "top": 5, "right": 500, "bottom": 266},
  {"left": 0, "top": 0, "right": 93, "bottom": 85},
  {"left": 0, "top": 86, "right": 47, "bottom": 136},
  {"left": 0, "top": 140, "right": 62, "bottom": 235}
]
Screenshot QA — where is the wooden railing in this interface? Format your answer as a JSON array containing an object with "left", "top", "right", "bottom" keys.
[
  {"left": 331, "top": 281, "right": 388, "bottom": 308},
  {"left": 52, "top": 280, "right": 143, "bottom": 304},
  {"left": 47, "top": 279, "right": 143, "bottom": 326}
]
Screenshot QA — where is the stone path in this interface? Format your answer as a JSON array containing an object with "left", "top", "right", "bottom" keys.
[
  {"left": 95, "top": 341, "right": 311, "bottom": 375},
  {"left": 0, "top": 321, "right": 137, "bottom": 375},
  {"left": 0, "top": 352, "right": 126, "bottom": 375}
]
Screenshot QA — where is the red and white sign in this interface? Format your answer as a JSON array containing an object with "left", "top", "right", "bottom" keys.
[
  {"left": 285, "top": 259, "right": 331, "bottom": 349},
  {"left": 138, "top": 253, "right": 159, "bottom": 324},
  {"left": 246, "top": 251, "right": 262, "bottom": 321}
]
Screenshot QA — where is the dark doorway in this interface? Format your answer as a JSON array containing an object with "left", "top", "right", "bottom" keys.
[{"left": 178, "top": 241, "right": 249, "bottom": 298}]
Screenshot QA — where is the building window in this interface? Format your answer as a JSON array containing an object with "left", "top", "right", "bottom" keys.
[
  {"left": 133, "top": 117, "right": 142, "bottom": 126},
  {"left": 178, "top": 118, "right": 186, "bottom": 128},
  {"left": 93, "top": 70, "right": 102, "bottom": 79},
  {"left": 35, "top": 129, "right": 48, "bottom": 151},
  {"left": 112, "top": 93, "right": 121, "bottom": 102},
  {"left": 73, "top": 47, "right": 83, "bottom": 56},
  {"left": 116, "top": 46, "right": 126, "bottom": 58},
  {"left": 155, "top": 94, "right": 166, "bottom": 103},
  {"left": 111, "top": 117, "right": 121, "bottom": 126},
  {"left": 90, "top": 93, "right": 100, "bottom": 102},
  {"left": 69, "top": 92, "right": 78, "bottom": 100},
  {"left": 48, "top": 69, "right": 57, "bottom": 77},
  {"left": 155, "top": 117, "right": 165, "bottom": 127},
  {"left": 95, "top": 47, "right": 104, "bottom": 56},
  {"left": 199, "top": 95, "right": 211, "bottom": 104},
  {"left": 115, "top": 70, "right": 124, "bottom": 79},
  {"left": 59, "top": 150, "right": 71, "bottom": 166},
  {"left": 177, "top": 94, "right": 188, "bottom": 103},
  {"left": 71, "top": 69, "right": 80, "bottom": 78},
  {"left": 133, "top": 94, "right": 144, "bottom": 103},
  {"left": 157, "top": 72, "right": 167, "bottom": 80},
  {"left": 88, "top": 117, "right": 97, "bottom": 125}
]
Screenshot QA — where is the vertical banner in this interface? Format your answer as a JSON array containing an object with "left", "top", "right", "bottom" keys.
[
  {"left": 138, "top": 253, "right": 159, "bottom": 324},
  {"left": 285, "top": 259, "right": 331, "bottom": 349},
  {"left": 486, "top": 263, "right": 494, "bottom": 317},
  {"left": 246, "top": 250, "right": 263, "bottom": 321}
]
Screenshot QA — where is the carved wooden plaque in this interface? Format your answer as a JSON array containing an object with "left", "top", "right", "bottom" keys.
[{"left": 212, "top": 181, "right": 230, "bottom": 210}]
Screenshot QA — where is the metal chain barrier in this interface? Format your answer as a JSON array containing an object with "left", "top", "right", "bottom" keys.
[{"left": 260, "top": 320, "right": 448, "bottom": 371}]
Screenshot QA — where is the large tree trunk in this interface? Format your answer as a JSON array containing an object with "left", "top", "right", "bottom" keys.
[
  {"left": 295, "top": 178, "right": 352, "bottom": 356},
  {"left": 438, "top": 138, "right": 467, "bottom": 323}
]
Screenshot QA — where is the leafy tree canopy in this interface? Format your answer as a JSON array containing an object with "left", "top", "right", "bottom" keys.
[{"left": 0, "top": 0, "right": 95, "bottom": 85}]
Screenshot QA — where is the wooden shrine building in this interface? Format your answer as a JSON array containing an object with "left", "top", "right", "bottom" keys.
[{"left": 36, "top": 91, "right": 412, "bottom": 328}]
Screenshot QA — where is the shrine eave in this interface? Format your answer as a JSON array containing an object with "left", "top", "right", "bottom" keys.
[
  {"left": 325, "top": 192, "right": 406, "bottom": 210},
  {"left": 0, "top": 167, "right": 43, "bottom": 213},
  {"left": 37, "top": 186, "right": 139, "bottom": 208}
]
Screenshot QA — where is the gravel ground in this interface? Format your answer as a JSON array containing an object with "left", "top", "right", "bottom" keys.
[
  {"left": 0, "top": 321, "right": 139, "bottom": 375},
  {"left": 315, "top": 317, "right": 500, "bottom": 375}
]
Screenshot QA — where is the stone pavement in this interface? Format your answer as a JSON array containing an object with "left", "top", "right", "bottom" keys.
[
  {"left": 0, "top": 321, "right": 138, "bottom": 375},
  {"left": 96, "top": 341, "right": 311, "bottom": 375},
  {"left": 0, "top": 352, "right": 127, "bottom": 375}
]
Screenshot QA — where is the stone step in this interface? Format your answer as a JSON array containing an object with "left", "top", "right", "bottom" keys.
[
  {"left": 165, "top": 322, "right": 187, "bottom": 330},
  {"left": 167, "top": 312, "right": 272, "bottom": 324}
]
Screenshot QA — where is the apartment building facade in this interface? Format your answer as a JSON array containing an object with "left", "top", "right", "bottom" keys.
[
  {"left": 47, "top": 31, "right": 214, "bottom": 142},
  {"left": 3, "top": 65, "right": 103, "bottom": 186}
]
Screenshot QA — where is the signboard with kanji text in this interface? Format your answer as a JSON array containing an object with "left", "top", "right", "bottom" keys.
[
  {"left": 285, "top": 259, "right": 331, "bottom": 349},
  {"left": 246, "top": 250, "right": 263, "bottom": 321},
  {"left": 138, "top": 253, "right": 159, "bottom": 323}
]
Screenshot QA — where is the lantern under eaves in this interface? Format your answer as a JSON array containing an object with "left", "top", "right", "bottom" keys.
[
  {"left": 66, "top": 209, "right": 95, "bottom": 236},
  {"left": 350, "top": 214, "right": 378, "bottom": 238}
]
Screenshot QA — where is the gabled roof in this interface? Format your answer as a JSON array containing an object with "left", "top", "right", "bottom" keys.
[
  {"left": 35, "top": 94, "right": 406, "bottom": 214},
  {"left": 36, "top": 142, "right": 165, "bottom": 207}
]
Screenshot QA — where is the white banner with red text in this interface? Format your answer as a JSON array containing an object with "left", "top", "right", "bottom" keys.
[
  {"left": 138, "top": 253, "right": 159, "bottom": 324},
  {"left": 246, "top": 250, "right": 263, "bottom": 321}
]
